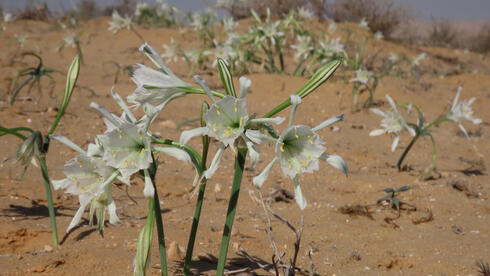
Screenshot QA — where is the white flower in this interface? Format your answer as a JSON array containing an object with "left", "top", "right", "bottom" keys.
[
  {"left": 447, "top": 87, "right": 482, "bottom": 138},
  {"left": 135, "top": 2, "right": 148, "bottom": 17},
  {"left": 253, "top": 95, "right": 347, "bottom": 210},
  {"left": 319, "top": 37, "right": 344, "bottom": 57},
  {"left": 128, "top": 43, "right": 191, "bottom": 109},
  {"left": 191, "top": 13, "right": 204, "bottom": 30},
  {"left": 412, "top": 52, "right": 426, "bottom": 66},
  {"left": 374, "top": 31, "right": 384, "bottom": 40},
  {"left": 62, "top": 34, "right": 77, "bottom": 48},
  {"left": 297, "top": 6, "right": 314, "bottom": 20},
  {"left": 212, "top": 42, "right": 237, "bottom": 67},
  {"left": 50, "top": 135, "right": 122, "bottom": 233},
  {"left": 161, "top": 38, "right": 180, "bottom": 63},
  {"left": 258, "top": 21, "right": 284, "bottom": 46},
  {"left": 3, "top": 12, "right": 14, "bottom": 23},
  {"left": 350, "top": 69, "right": 372, "bottom": 85},
  {"left": 327, "top": 21, "right": 337, "bottom": 34},
  {"left": 222, "top": 17, "right": 238, "bottom": 32},
  {"left": 108, "top": 10, "right": 132, "bottom": 33},
  {"left": 388, "top": 52, "right": 399, "bottom": 63},
  {"left": 180, "top": 75, "right": 284, "bottom": 179},
  {"left": 14, "top": 34, "right": 27, "bottom": 47},
  {"left": 370, "top": 95, "right": 416, "bottom": 152},
  {"left": 359, "top": 18, "right": 369, "bottom": 30},
  {"left": 291, "top": 35, "right": 314, "bottom": 60}
]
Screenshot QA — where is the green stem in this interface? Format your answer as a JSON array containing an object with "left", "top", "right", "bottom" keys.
[
  {"left": 397, "top": 117, "right": 449, "bottom": 171},
  {"left": 150, "top": 157, "right": 168, "bottom": 276},
  {"left": 293, "top": 56, "right": 305, "bottom": 76},
  {"left": 397, "top": 134, "right": 420, "bottom": 171},
  {"left": 421, "top": 133, "right": 438, "bottom": 179},
  {"left": 183, "top": 138, "right": 209, "bottom": 275},
  {"left": 38, "top": 156, "right": 59, "bottom": 247},
  {"left": 216, "top": 147, "right": 247, "bottom": 275},
  {"left": 130, "top": 25, "right": 146, "bottom": 43}
]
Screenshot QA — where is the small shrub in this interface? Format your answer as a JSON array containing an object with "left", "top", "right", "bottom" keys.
[
  {"left": 17, "top": 1, "right": 51, "bottom": 21},
  {"left": 102, "top": 0, "right": 135, "bottom": 17},
  {"left": 427, "top": 18, "right": 458, "bottom": 47},
  {"left": 325, "top": 0, "right": 408, "bottom": 37}
]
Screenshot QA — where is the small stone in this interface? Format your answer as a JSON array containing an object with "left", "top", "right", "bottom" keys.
[
  {"left": 159, "top": 120, "right": 176, "bottom": 129},
  {"left": 197, "top": 252, "right": 217, "bottom": 263},
  {"left": 44, "top": 245, "right": 53, "bottom": 252},
  {"left": 232, "top": 242, "right": 240, "bottom": 252},
  {"left": 360, "top": 166, "right": 369, "bottom": 172},
  {"left": 214, "top": 184, "right": 222, "bottom": 193},
  {"left": 167, "top": 241, "right": 184, "bottom": 260}
]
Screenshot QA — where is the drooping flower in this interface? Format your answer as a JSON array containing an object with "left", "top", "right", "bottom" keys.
[
  {"left": 447, "top": 86, "right": 482, "bottom": 138},
  {"left": 15, "top": 131, "right": 43, "bottom": 177},
  {"left": 369, "top": 94, "right": 416, "bottom": 152},
  {"left": 127, "top": 43, "right": 191, "bottom": 109},
  {"left": 50, "top": 135, "right": 122, "bottom": 233},
  {"left": 253, "top": 95, "right": 347, "bottom": 210},
  {"left": 108, "top": 10, "right": 132, "bottom": 33},
  {"left": 180, "top": 74, "right": 284, "bottom": 179}
]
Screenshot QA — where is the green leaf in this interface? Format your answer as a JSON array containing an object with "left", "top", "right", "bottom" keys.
[
  {"left": 48, "top": 55, "right": 80, "bottom": 135},
  {"left": 397, "top": 185, "right": 410, "bottom": 192},
  {"left": 217, "top": 58, "right": 236, "bottom": 97},
  {"left": 135, "top": 199, "right": 156, "bottom": 276},
  {"left": 384, "top": 187, "right": 395, "bottom": 193},
  {"left": 393, "top": 197, "right": 400, "bottom": 210}
]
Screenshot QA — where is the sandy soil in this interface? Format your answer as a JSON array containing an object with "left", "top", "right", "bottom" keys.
[{"left": 0, "top": 18, "right": 489, "bottom": 275}]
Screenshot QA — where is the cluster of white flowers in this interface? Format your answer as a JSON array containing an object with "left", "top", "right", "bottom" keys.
[
  {"left": 447, "top": 86, "right": 482, "bottom": 137},
  {"left": 412, "top": 52, "right": 426, "bottom": 66},
  {"left": 291, "top": 35, "right": 314, "bottom": 60},
  {"left": 52, "top": 44, "right": 193, "bottom": 232},
  {"left": 350, "top": 69, "right": 372, "bottom": 85}
]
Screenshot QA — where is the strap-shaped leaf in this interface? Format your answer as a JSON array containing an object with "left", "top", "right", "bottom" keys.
[{"left": 217, "top": 58, "right": 236, "bottom": 97}]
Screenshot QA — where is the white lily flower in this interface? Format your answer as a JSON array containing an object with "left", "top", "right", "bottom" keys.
[
  {"left": 328, "top": 21, "right": 337, "bottom": 34},
  {"left": 212, "top": 43, "right": 237, "bottom": 67},
  {"left": 161, "top": 38, "right": 180, "bottom": 63},
  {"left": 14, "top": 34, "right": 27, "bottom": 48},
  {"left": 128, "top": 44, "right": 191, "bottom": 108},
  {"left": 3, "top": 12, "right": 14, "bottom": 23},
  {"left": 222, "top": 17, "right": 238, "bottom": 32},
  {"left": 258, "top": 20, "right": 284, "bottom": 46},
  {"left": 108, "top": 10, "right": 132, "bottom": 33},
  {"left": 291, "top": 35, "right": 314, "bottom": 60},
  {"left": 253, "top": 95, "right": 347, "bottom": 209},
  {"left": 319, "top": 37, "right": 345, "bottom": 57},
  {"left": 51, "top": 147, "right": 120, "bottom": 232},
  {"left": 359, "top": 18, "right": 369, "bottom": 30},
  {"left": 389, "top": 52, "right": 399, "bottom": 63},
  {"left": 370, "top": 94, "right": 416, "bottom": 152},
  {"left": 297, "top": 6, "right": 314, "bottom": 20},
  {"left": 412, "top": 52, "right": 426, "bottom": 66},
  {"left": 97, "top": 122, "right": 152, "bottom": 179},
  {"left": 374, "top": 31, "right": 384, "bottom": 40},
  {"left": 350, "top": 69, "right": 372, "bottom": 85},
  {"left": 180, "top": 75, "right": 283, "bottom": 178},
  {"left": 134, "top": 2, "right": 148, "bottom": 17},
  {"left": 447, "top": 86, "right": 482, "bottom": 138}
]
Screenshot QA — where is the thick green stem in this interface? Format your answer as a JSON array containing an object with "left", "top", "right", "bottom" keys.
[
  {"left": 183, "top": 139, "right": 209, "bottom": 275},
  {"left": 216, "top": 147, "right": 247, "bottom": 275},
  {"left": 38, "top": 156, "right": 59, "bottom": 247},
  {"left": 397, "top": 134, "right": 420, "bottom": 171},
  {"left": 421, "top": 133, "right": 438, "bottom": 179},
  {"left": 150, "top": 158, "right": 168, "bottom": 276}
]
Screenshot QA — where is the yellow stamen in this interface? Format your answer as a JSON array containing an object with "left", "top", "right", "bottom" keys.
[
  {"left": 234, "top": 101, "right": 238, "bottom": 113},
  {"left": 139, "top": 130, "right": 143, "bottom": 140},
  {"left": 308, "top": 136, "right": 313, "bottom": 144},
  {"left": 212, "top": 123, "right": 217, "bottom": 132},
  {"left": 294, "top": 129, "right": 299, "bottom": 139},
  {"left": 288, "top": 159, "right": 292, "bottom": 169},
  {"left": 216, "top": 107, "right": 221, "bottom": 116},
  {"left": 112, "top": 151, "right": 117, "bottom": 158},
  {"left": 124, "top": 160, "right": 129, "bottom": 168},
  {"left": 280, "top": 143, "right": 285, "bottom": 152},
  {"left": 73, "top": 176, "right": 78, "bottom": 184},
  {"left": 119, "top": 129, "right": 123, "bottom": 139},
  {"left": 79, "top": 160, "right": 83, "bottom": 168},
  {"left": 131, "top": 160, "right": 135, "bottom": 167}
]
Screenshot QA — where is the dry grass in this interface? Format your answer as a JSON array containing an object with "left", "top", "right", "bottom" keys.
[{"left": 16, "top": 1, "right": 51, "bottom": 21}]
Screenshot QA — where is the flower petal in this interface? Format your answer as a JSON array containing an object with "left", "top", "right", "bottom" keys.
[
  {"left": 179, "top": 127, "right": 208, "bottom": 145},
  {"left": 321, "top": 154, "right": 348, "bottom": 175},
  {"left": 458, "top": 123, "right": 469, "bottom": 139},
  {"left": 249, "top": 117, "right": 285, "bottom": 125},
  {"left": 312, "top": 114, "right": 344, "bottom": 132},
  {"left": 370, "top": 108, "right": 385, "bottom": 117},
  {"left": 143, "top": 169, "right": 155, "bottom": 198},
  {"left": 154, "top": 146, "right": 191, "bottom": 163},
  {"left": 293, "top": 176, "right": 307, "bottom": 210},
  {"left": 252, "top": 157, "right": 277, "bottom": 189},
  {"left": 66, "top": 204, "right": 87, "bottom": 233},
  {"left": 203, "top": 144, "right": 226, "bottom": 179},
  {"left": 391, "top": 135, "right": 400, "bottom": 152},
  {"left": 369, "top": 129, "right": 385, "bottom": 136},
  {"left": 49, "top": 135, "right": 86, "bottom": 154},
  {"left": 238, "top": 76, "right": 251, "bottom": 98}
]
